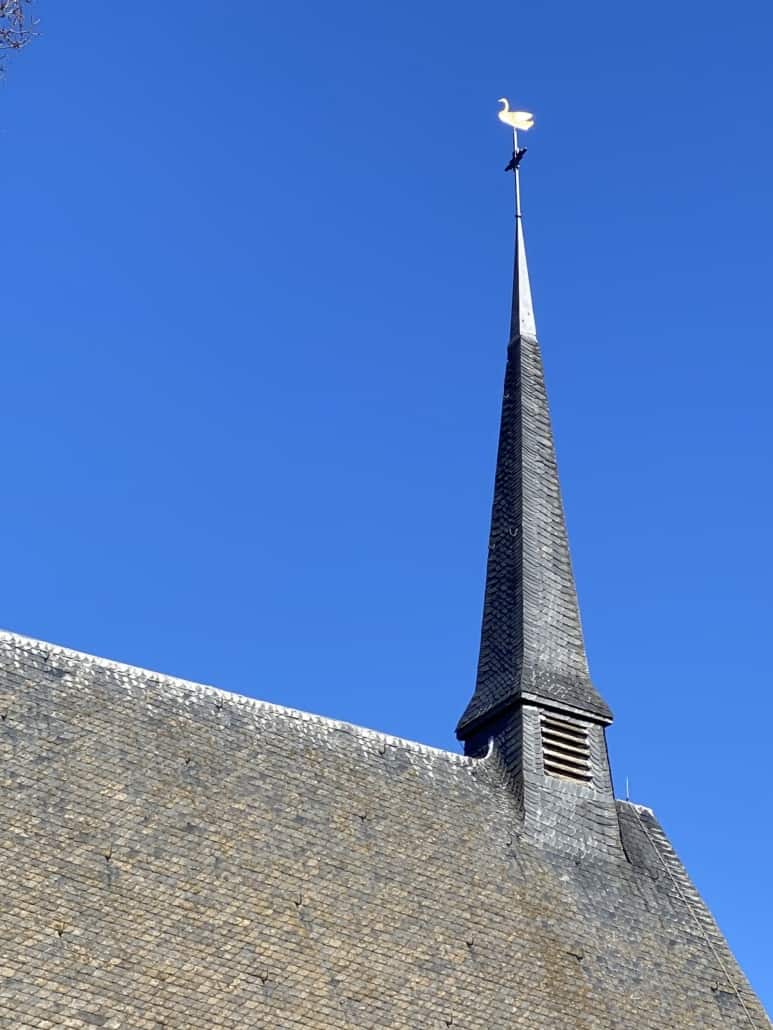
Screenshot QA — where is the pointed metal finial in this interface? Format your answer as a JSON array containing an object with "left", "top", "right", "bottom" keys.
[{"left": 496, "top": 99, "right": 536, "bottom": 338}]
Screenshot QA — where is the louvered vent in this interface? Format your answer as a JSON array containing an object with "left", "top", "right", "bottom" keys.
[{"left": 540, "top": 715, "right": 592, "bottom": 784}]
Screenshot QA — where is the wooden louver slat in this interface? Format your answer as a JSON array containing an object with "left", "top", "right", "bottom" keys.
[{"left": 540, "top": 715, "right": 592, "bottom": 784}]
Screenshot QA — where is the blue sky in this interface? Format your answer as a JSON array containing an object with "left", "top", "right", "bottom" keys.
[{"left": 3, "top": 0, "right": 772, "bottom": 1009}]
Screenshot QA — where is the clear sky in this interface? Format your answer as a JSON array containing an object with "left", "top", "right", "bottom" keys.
[{"left": 3, "top": 0, "right": 772, "bottom": 1010}]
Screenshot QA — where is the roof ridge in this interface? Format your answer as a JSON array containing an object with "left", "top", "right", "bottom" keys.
[{"left": 0, "top": 629, "right": 474, "bottom": 766}]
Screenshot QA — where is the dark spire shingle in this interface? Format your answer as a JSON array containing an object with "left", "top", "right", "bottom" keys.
[{"left": 457, "top": 183, "right": 611, "bottom": 739}]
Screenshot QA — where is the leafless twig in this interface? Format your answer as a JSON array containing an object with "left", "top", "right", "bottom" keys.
[{"left": 0, "top": 0, "right": 37, "bottom": 71}]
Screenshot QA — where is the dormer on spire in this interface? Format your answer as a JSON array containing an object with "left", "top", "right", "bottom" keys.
[{"left": 457, "top": 108, "right": 620, "bottom": 857}]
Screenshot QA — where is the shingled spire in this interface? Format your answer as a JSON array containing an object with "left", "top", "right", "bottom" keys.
[
  {"left": 457, "top": 166, "right": 611, "bottom": 737},
  {"left": 457, "top": 112, "right": 620, "bottom": 855}
]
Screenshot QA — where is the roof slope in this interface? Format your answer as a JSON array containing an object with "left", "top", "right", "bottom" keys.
[{"left": 0, "top": 631, "right": 768, "bottom": 1030}]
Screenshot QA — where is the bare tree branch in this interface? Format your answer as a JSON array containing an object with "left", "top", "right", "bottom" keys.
[{"left": 0, "top": 0, "right": 37, "bottom": 69}]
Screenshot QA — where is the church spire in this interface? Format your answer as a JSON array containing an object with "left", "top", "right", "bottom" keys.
[
  {"left": 458, "top": 112, "right": 611, "bottom": 740},
  {"left": 456, "top": 107, "right": 620, "bottom": 855}
]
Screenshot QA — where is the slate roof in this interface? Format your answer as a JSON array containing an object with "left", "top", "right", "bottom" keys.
[{"left": 0, "top": 630, "right": 769, "bottom": 1030}]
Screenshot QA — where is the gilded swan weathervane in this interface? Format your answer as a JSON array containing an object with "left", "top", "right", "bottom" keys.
[
  {"left": 498, "top": 98, "right": 534, "bottom": 177},
  {"left": 497, "top": 98, "right": 534, "bottom": 132}
]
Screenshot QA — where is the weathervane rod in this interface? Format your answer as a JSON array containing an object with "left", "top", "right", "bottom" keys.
[
  {"left": 497, "top": 99, "right": 534, "bottom": 219},
  {"left": 513, "top": 126, "right": 522, "bottom": 219}
]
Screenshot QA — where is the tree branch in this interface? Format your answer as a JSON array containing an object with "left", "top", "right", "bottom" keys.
[{"left": 0, "top": 0, "right": 37, "bottom": 59}]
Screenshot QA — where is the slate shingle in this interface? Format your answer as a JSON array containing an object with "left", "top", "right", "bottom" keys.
[{"left": 0, "top": 631, "right": 768, "bottom": 1029}]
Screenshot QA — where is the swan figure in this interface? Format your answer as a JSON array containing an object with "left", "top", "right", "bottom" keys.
[{"left": 497, "top": 99, "right": 534, "bottom": 132}]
